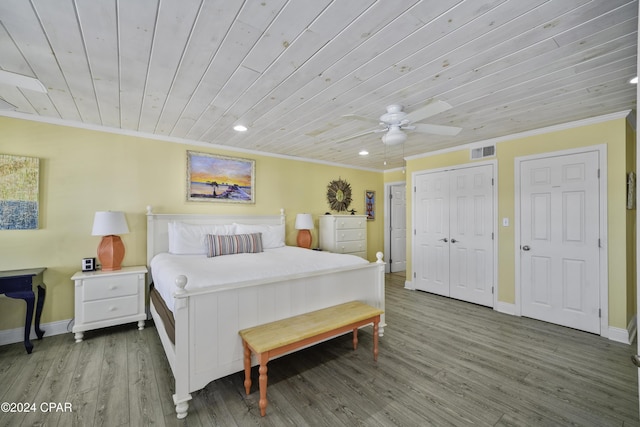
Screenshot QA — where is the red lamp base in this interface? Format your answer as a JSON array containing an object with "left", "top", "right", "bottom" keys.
[
  {"left": 97, "top": 235, "right": 125, "bottom": 271},
  {"left": 297, "top": 229, "right": 312, "bottom": 249}
]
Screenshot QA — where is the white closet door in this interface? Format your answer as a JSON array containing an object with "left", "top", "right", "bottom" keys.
[
  {"left": 449, "top": 165, "right": 495, "bottom": 306},
  {"left": 520, "top": 151, "right": 600, "bottom": 333},
  {"left": 414, "top": 171, "right": 450, "bottom": 296},
  {"left": 413, "top": 164, "right": 495, "bottom": 307},
  {"left": 390, "top": 184, "right": 407, "bottom": 273}
]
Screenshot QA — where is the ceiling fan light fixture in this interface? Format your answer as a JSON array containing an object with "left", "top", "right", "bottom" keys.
[{"left": 382, "top": 126, "right": 407, "bottom": 145}]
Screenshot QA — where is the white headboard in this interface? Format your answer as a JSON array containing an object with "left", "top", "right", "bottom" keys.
[{"left": 145, "top": 206, "right": 286, "bottom": 267}]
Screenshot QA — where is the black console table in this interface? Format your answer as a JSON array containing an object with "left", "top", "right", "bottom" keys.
[{"left": 0, "top": 268, "right": 46, "bottom": 354}]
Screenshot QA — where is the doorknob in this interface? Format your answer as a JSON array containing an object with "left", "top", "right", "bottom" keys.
[
  {"left": 632, "top": 355, "right": 640, "bottom": 367},
  {"left": 439, "top": 238, "right": 448, "bottom": 242},
  {"left": 522, "top": 245, "right": 531, "bottom": 251},
  {"left": 451, "top": 238, "right": 458, "bottom": 243}
]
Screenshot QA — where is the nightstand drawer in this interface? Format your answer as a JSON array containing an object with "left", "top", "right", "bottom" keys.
[
  {"left": 83, "top": 295, "right": 139, "bottom": 323},
  {"left": 335, "top": 217, "right": 366, "bottom": 230},
  {"left": 82, "top": 275, "right": 138, "bottom": 301},
  {"left": 336, "top": 229, "right": 365, "bottom": 242}
]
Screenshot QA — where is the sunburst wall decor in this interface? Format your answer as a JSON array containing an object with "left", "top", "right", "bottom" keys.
[{"left": 326, "top": 178, "right": 352, "bottom": 212}]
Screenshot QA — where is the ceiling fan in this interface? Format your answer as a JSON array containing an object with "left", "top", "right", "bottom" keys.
[{"left": 338, "top": 100, "right": 462, "bottom": 145}]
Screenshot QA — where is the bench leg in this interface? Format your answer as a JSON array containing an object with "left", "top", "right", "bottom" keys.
[
  {"left": 373, "top": 317, "right": 380, "bottom": 362},
  {"left": 258, "top": 353, "right": 269, "bottom": 416},
  {"left": 352, "top": 327, "right": 358, "bottom": 350},
  {"left": 243, "top": 340, "right": 252, "bottom": 395}
]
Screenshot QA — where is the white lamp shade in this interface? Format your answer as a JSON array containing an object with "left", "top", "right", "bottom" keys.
[
  {"left": 294, "top": 213, "right": 314, "bottom": 230},
  {"left": 92, "top": 211, "right": 129, "bottom": 236}
]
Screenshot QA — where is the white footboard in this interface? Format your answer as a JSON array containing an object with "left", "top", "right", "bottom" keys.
[{"left": 168, "top": 255, "right": 385, "bottom": 419}]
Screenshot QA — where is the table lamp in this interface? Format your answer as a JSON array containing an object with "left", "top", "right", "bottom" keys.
[
  {"left": 92, "top": 211, "right": 129, "bottom": 271},
  {"left": 295, "top": 213, "right": 314, "bottom": 249}
]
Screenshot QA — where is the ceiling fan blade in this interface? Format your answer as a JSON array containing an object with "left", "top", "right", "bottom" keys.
[
  {"left": 406, "top": 100, "right": 453, "bottom": 123},
  {"left": 0, "top": 98, "right": 17, "bottom": 110},
  {"left": 0, "top": 70, "right": 47, "bottom": 93},
  {"left": 412, "top": 123, "right": 462, "bottom": 136},
  {"left": 332, "top": 128, "right": 383, "bottom": 143}
]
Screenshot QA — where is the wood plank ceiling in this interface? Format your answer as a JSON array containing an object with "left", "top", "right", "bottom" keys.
[{"left": 0, "top": 0, "right": 637, "bottom": 170}]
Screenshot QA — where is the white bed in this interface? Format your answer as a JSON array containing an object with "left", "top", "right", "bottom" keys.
[{"left": 146, "top": 207, "right": 386, "bottom": 419}]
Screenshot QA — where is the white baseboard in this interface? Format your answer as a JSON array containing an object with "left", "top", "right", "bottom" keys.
[
  {"left": 0, "top": 319, "right": 72, "bottom": 347},
  {"left": 495, "top": 301, "right": 516, "bottom": 316},
  {"left": 404, "top": 280, "right": 414, "bottom": 290},
  {"left": 628, "top": 315, "right": 637, "bottom": 344},
  {"left": 608, "top": 315, "right": 637, "bottom": 345}
]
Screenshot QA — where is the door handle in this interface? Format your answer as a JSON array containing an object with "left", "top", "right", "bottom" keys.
[
  {"left": 451, "top": 238, "right": 458, "bottom": 243},
  {"left": 439, "top": 238, "right": 448, "bottom": 242},
  {"left": 632, "top": 355, "right": 640, "bottom": 368},
  {"left": 522, "top": 245, "right": 531, "bottom": 251}
]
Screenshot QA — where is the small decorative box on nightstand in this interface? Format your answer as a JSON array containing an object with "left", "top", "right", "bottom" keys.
[{"left": 71, "top": 265, "right": 147, "bottom": 343}]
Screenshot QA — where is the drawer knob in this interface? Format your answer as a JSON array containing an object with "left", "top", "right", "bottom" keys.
[
  {"left": 108, "top": 306, "right": 117, "bottom": 312},
  {"left": 109, "top": 285, "right": 117, "bottom": 290}
]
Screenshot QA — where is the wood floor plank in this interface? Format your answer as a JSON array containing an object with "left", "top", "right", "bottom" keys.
[
  {"left": 0, "top": 333, "right": 64, "bottom": 427},
  {"left": 94, "top": 327, "right": 130, "bottom": 426},
  {"left": 20, "top": 334, "right": 80, "bottom": 426},
  {"left": 126, "top": 327, "right": 166, "bottom": 427},
  {"left": 0, "top": 272, "right": 637, "bottom": 425},
  {"left": 68, "top": 333, "right": 105, "bottom": 394}
]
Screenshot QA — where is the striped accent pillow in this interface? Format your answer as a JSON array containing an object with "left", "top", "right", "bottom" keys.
[{"left": 205, "top": 233, "right": 264, "bottom": 257}]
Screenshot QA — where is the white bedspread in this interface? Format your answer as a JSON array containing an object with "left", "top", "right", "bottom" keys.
[{"left": 150, "top": 246, "right": 369, "bottom": 312}]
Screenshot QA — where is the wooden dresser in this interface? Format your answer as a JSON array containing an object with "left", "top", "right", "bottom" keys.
[{"left": 318, "top": 215, "right": 367, "bottom": 259}]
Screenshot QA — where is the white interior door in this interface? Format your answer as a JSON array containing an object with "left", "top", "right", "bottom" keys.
[
  {"left": 520, "top": 151, "right": 600, "bottom": 334},
  {"left": 449, "top": 165, "right": 495, "bottom": 306},
  {"left": 413, "top": 164, "right": 495, "bottom": 307},
  {"left": 414, "top": 171, "right": 450, "bottom": 295},
  {"left": 390, "top": 184, "right": 406, "bottom": 273}
]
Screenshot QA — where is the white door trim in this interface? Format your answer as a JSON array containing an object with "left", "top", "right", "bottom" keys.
[
  {"left": 384, "top": 180, "right": 405, "bottom": 274},
  {"left": 410, "top": 159, "right": 498, "bottom": 308},
  {"left": 514, "top": 145, "right": 608, "bottom": 337}
]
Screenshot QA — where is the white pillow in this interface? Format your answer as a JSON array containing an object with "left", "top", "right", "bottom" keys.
[
  {"left": 234, "top": 223, "right": 285, "bottom": 249},
  {"left": 168, "top": 222, "right": 237, "bottom": 254}
]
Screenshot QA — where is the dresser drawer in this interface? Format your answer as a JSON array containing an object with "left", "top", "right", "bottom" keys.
[
  {"left": 335, "top": 217, "right": 366, "bottom": 230},
  {"left": 82, "top": 275, "right": 138, "bottom": 301},
  {"left": 334, "top": 240, "right": 366, "bottom": 254},
  {"left": 336, "top": 229, "right": 366, "bottom": 242},
  {"left": 83, "top": 295, "right": 139, "bottom": 323}
]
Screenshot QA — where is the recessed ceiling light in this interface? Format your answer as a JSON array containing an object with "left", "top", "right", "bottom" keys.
[
  {"left": 630, "top": 76, "right": 638, "bottom": 84},
  {"left": 233, "top": 125, "right": 248, "bottom": 132},
  {"left": 359, "top": 150, "right": 369, "bottom": 156}
]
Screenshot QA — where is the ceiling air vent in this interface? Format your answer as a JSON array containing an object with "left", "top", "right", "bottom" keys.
[{"left": 471, "top": 145, "right": 495, "bottom": 159}]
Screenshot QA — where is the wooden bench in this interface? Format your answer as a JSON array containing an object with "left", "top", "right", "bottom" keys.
[{"left": 238, "top": 301, "right": 383, "bottom": 416}]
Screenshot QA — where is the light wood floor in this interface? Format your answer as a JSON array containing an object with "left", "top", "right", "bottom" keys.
[{"left": 1, "top": 272, "right": 638, "bottom": 426}]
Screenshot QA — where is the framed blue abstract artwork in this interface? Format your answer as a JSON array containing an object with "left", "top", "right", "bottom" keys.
[{"left": 0, "top": 154, "right": 39, "bottom": 230}]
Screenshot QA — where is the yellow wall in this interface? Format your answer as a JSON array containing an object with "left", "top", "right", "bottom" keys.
[
  {"left": 0, "top": 116, "right": 384, "bottom": 331},
  {"left": 406, "top": 117, "right": 635, "bottom": 329}
]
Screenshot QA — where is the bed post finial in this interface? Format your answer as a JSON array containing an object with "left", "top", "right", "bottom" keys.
[
  {"left": 146, "top": 206, "right": 153, "bottom": 215},
  {"left": 376, "top": 252, "right": 384, "bottom": 263}
]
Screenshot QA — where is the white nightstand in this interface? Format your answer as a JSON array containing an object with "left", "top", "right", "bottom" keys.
[{"left": 71, "top": 265, "right": 147, "bottom": 343}]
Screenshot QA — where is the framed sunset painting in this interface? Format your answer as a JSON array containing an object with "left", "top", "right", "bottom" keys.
[{"left": 187, "top": 151, "right": 255, "bottom": 203}]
